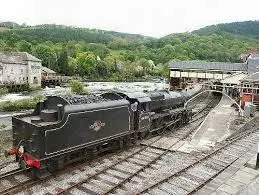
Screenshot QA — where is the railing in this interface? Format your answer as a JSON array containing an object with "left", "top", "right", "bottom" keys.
[{"left": 201, "top": 83, "right": 259, "bottom": 90}]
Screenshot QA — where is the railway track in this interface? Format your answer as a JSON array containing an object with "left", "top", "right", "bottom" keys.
[
  {"left": 53, "top": 97, "right": 220, "bottom": 195},
  {"left": 0, "top": 93, "right": 220, "bottom": 195},
  {"left": 0, "top": 160, "right": 15, "bottom": 170},
  {"left": 134, "top": 126, "right": 259, "bottom": 195},
  {"left": 0, "top": 167, "right": 34, "bottom": 195},
  {"left": 0, "top": 167, "right": 27, "bottom": 180},
  {"left": 190, "top": 95, "right": 221, "bottom": 122}
]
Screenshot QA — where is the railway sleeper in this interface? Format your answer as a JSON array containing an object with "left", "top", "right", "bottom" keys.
[
  {"left": 181, "top": 172, "right": 206, "bottom": 184},
  {"left": 159, "top": 182, "right": 188, "bottom": 195},
  {"left": 168, "top": 176, "right": 197, "bottom": 191},
  {"left": 212, "top": 152, "right": 237, "bottom": 163},
  {"left": 202, "top": 161, "right": 225, "bottom": 171},
  {"left": 227, "top": 145, "right": 250, "bottom": 152},
  {"left": 187, "top": 167, "right": 215, "bottom": 180}
]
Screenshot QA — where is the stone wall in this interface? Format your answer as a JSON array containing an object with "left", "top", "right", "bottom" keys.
[
  {"left": 1, "top": 63, "right": 28, "bottom": 84},
  {"left": 0, "top": 61, "right": 42, "bottom": 86},
  {"left": 28, "top": 61, "right": 41, "bottom": 87}
]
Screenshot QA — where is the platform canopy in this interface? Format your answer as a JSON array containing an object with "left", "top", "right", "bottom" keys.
[
  {"left": 221, "top": 73, "right": 248, "bottom": 85},
  {"left": 168, "top": 61, "right": 248, "bottom": 72},
  {"left": 241, "top": 72, "right": 259, "bottom": 82}
]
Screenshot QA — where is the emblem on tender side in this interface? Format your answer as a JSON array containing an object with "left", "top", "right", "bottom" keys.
[
  {"left": 90, "top": 121, "right": 105, "bottom": 131},
  {"left": 131, "top": 102, "right": 138, "bottom": 112}
]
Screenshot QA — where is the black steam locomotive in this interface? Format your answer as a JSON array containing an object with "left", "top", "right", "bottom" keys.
[{"left": 5, "top": 90, "right": 191, "bottom": 177}]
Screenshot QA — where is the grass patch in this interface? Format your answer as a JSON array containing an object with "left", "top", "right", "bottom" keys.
[{"left": 0, "top": 95, "right": 45, "bottom": 112}]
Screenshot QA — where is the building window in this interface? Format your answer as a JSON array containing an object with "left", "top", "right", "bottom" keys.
[
  {"left": 33, "top": 77, "right": 38, "bottom": 84},
  {"left": 243, "top": 84, "right": 252, "bottom": 93}
]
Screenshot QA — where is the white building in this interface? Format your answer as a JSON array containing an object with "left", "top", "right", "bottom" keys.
[{"left": 0, "top": 52, "right": 42, "bottom": 87}]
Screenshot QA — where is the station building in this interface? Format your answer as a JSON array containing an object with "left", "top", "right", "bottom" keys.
[
  {"left": 240, "top": 72, "right": 259, "bottom": 110},
  {"left": 168, "top": 61, "right": 248, "bottom": 90},
  {"left": 168, "top": 52, "right": 259, "bottom": 90},
  {"left": 168, "top": 52, "right": 259, "bottom": 110}
]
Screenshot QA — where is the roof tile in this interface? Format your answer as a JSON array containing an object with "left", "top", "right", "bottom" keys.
[
  {"left": 0, "top": 52, "right": 41, "bottom": 64},
  {"left": 168, "top": 61, "right": 247, "bottom": 72}
]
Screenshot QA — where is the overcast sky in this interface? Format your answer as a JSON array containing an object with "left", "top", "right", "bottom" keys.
[{"left": 1, "top": 0, "right": 259, "bottom": 37}]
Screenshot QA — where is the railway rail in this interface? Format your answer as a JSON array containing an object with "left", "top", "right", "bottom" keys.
[
  {"left": 0, "top": 167, "right": 28, "bottom": 180},
  {"left": 190, "top": 96, "right": 221, "bottom": 122},
  {"left": 0, "top": 160, "right": 15, "bottom": 170},
  {"left": 135, "top": 126, "right": 259, "bottom": 195}
]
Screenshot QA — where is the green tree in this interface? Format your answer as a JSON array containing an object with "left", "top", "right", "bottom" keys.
[
  {"left": 137, "top": 58, "right": 152, "bottom": 75},
  {"left": 86, "top": 43, "right": 110, "bottom": 59},
  {"left": 15, "top": 40, "right": 32, "bottom": 53},
  {"left": 75, "top": 52, "right": 96, "bottom": 77},
  {"left": 96, "top": 60, "right": 109, "bottom": 77},
  {"left": 33, "top": 44, "right": 58, "bottom": 71},
  {"left": 103, "top": 53, "right": 124, "bottom": 73},
  {"left": 57, "top": 50, "right": 69, "bottom": 75},
  {"left": 68, "top": 56, "right": 78, "bottom": 76}
]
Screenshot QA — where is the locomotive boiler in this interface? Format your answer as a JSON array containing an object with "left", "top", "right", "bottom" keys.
[{"left": 5, "top": 90, "right": 191, "bottom": 177}]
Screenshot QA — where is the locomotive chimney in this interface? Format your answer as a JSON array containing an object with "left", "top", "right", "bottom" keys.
[{"left": 57, "top": 104, "right": 64, "bottom": 121}]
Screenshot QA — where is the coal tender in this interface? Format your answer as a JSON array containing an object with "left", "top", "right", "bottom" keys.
[{"left": 5, "top": 91, "right": 191, "bottom": 177}]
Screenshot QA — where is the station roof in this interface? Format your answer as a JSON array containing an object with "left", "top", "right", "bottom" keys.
[
  {"left": 221, "top": 73, "right": 248, "bottom": 85},
  {"left": 168, "top": 61, "right": 248, "bottom": 72},
  {"left": 241, "top": 72, "right": 259, "bottom": 82}
]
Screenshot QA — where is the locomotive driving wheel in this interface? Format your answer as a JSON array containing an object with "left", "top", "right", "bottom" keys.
[
  {"left": 156, "top": 117, "right": 165, "bottom": 134},
  {"left": 18, "top": 157, "right": 27, "bottom": 169},
  {"left": 140, "top": 131, "right": 150, "bottom": 140},
  {"left": 30, "top": 168, "right": 40, "bottom": 179}
]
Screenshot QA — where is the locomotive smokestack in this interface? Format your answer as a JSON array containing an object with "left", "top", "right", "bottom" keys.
[{"left": 57, "top": 104, "right": 63, "bottom": 121}]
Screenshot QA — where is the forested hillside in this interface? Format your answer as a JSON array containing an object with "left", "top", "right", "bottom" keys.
[
  {"left": 0, "top": 21, "right": 258, "bottom": 81},
  {"left": 194, "top": 21, "right": 259, "bottom": 39}
]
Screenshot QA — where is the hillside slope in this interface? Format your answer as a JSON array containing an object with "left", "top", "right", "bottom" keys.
[
  {"left": 0, "top": 21, "right": 259, "bottom": 80},
  {"left": 193, "top": 20, "right": 259, "bottom": 39},
  {"left": 0, "top": 24, "right": 152, "bottom": 44}
]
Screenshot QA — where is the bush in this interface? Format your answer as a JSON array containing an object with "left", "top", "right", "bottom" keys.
[
  {"left": 0, "top": 95, "right": 45, "bottom": 112},
  {"left": 70, "top": 80, "right": 88, "bottom": 94},
  {"left": 32, "top": 95, "right": 45, "bottom": 102},
  {"left": 0, "top": 88, "right": 8, "bottom": 96},
  {"left": 28, "top": 86, "right": 42, "bottom": 92}
]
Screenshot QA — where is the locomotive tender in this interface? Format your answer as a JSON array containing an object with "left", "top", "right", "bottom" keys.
[{"left": 5, "top": 90, "right": 191, "bottom": 177}]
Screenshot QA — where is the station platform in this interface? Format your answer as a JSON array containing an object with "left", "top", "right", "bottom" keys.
[
  {"left": 197, "top": 146, "right": 259, "bottom": 195},
  {"left": 182, "top": 84, "right": 203, "bottom": 97},
  {"left": 177, "top": 95, "right": 238, "bottom": 153}
]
